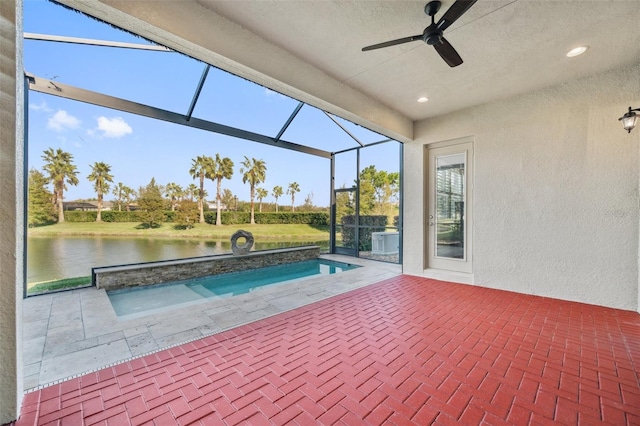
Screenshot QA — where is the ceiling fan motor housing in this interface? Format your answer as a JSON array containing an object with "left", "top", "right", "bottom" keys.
[
  {"left": 423, "top": 27, "right": 443, "bottom": 45},
  {"left": 424, "top": 1, "right": 443, "bottom": 45}
]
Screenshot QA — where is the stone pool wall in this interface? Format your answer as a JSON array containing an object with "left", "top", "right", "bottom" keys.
[{"left": 93, "top": 246, "right": 320, "bottom": 291}]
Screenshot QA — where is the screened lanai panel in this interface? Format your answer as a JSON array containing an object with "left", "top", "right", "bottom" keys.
[
  {"left": 359, "top": 141, "right": 401, "bottom": 221},
  {"left": 24, "top": 2, "right": 204, "bottom": 114},
  {"left": 23, "top": 41, "right": 204, "bottom": 114},
  {"left": 330, "top": 115, "right": 389, "bottom": 146},
  {"left": 334, "top": 149, "right": 358, "bottom": 190},
  {"left": 26, "top": 92, "right": 220, "bottom": 193},
  {"left": 358, "top": 142, "right": 401, "bottom": 263},
  {"left": 190, "top": 67, "right": 304, "bottom": 137},
  {"left": 359, "top": 141, "right": 402, "bottom": 179},
  {"left": 28, "top": 90, "right": 332, "bottom": 209},
  {"left": 280, "top": 105, "right": 364, "bottom": 153}
]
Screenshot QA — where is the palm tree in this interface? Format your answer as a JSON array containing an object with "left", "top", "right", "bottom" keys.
[
  {"left": 221, "top": 189, "right": 235, "bottom": 211},
  {"left": 272, "top": 185, "right": 283, "bottom": 213},
  {"left": 87, "top": 162, "right": 114, "bottom": 222},
  {"left": 287, "top": 182, "right": 300, "bottom": 212},
  {"left": 175, "top": 186, "right": 186, "bottom": 204},
  {"left": 256, "top": 188, "right": 268, "bottom": 213},
  {"left": 240, "top": 156, "right": 267, "bottom": 224},
  {"left": 123, "top": 186, "right": 136, "bottom": 211},
  {"left": 41, "top": 148, "right": 79, "bottom": 223},
  {"left": 189, "top": 155, "right": 215, "bottom": 223},
  {"left": 164, "top": 182, "right": 183, "bottom": 211},
  {"left": 113, "top": 182, "right": 126, "bottom": 211},
  {"left": 186, "top": 183, "right": 199, "bottom": 202},
  {"left": 212, "top": 154, "right": 234, "bottom": 225}
]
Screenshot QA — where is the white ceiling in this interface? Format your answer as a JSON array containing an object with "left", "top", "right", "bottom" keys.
[
  {"left": 57, "top": 0, "right": 640, "bottom": 140},
  {"left": 197, "top": 0, "right": 640, "bottom": 121}
]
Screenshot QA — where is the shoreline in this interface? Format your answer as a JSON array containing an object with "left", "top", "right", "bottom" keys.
[
  {"left": 27, "top": 222, "right": 330, "bottom": 241},
  {"left": 28, "top": 233, "right": 327, "bottom": 241},
  {"left": 27, "top": 223, "right": 332, "bottom": 289}
]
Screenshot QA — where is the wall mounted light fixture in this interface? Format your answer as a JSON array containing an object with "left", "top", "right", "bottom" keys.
[{"left": 619, "top": 107, "right": 640, "bottom": 133}]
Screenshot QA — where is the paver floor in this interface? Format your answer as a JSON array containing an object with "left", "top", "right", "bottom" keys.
[{"left": 11, "top": 275, "right": 640, "bottom": 425}]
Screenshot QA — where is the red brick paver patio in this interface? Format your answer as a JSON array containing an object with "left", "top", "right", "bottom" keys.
[{"left": 11, "top": 275, "right": 640, "bottom": 425}]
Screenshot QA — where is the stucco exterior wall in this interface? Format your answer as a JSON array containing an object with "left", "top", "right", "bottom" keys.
[
  {"left": 404, "top": 62, "right": 640, "bottom": 312},
  {"left": 0, "top": 0, "right": 24, "bottom": 422}
]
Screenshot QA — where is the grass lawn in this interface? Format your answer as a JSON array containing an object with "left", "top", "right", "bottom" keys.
[
  {"left": 27, "top": 276, "right": 92, "bottom": 294},
  {"left": 28, "top": 222, "right": 330, "bottom": 240}
]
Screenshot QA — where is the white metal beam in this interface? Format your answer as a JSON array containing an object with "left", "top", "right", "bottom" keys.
[{"left": 24, "top": 32, "right": 172, "bottom": 52}]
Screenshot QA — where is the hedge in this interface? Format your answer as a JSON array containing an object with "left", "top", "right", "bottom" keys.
[
  {"left": 64, "top": 210, "right": 329, "bottom": 226},
  {"left": 205, "top": 211, "right": 329, "bottom": 225},
  {"left": 63, "top": 211, "right": 98, "bottom": 222},
  {"left": 341, "top": 215, "right": 388, "bottom": 251}
]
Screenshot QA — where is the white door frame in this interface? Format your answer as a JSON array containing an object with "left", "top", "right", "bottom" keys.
[{"left": 425, "top": 138, "right": 473, "bottom": 274}]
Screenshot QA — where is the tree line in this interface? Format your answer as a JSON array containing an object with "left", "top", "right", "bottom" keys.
[
  {"left": 335, "top": 165, "right": 400, "bottom": 222},
  {"left": 29, "top": 148, "right": 400, "bottom": 228},
  {"left": 28, "top": 148, "right": 306, "bottom": 227}
]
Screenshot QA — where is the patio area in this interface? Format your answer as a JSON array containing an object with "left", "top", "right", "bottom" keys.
[
  {"left": 22, "top": 255, "right": 401, "bottom": 390},
  {"left": 13, "top": 274, "right": 640, "bottom": 425}
]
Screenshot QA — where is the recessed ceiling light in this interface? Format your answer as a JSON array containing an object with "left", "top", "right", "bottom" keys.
[
  {"left": 566, "top": 46, "right": 588, "bottom": 57},
  {"left": 417, "top": 97, "right": 429, "bottom": 103}
]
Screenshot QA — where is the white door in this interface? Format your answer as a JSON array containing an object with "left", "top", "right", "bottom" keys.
[{"left": 426, "top": 141, "right": 473, "bottom": 273}]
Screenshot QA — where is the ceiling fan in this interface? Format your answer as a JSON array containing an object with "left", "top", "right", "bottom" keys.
[{"left": 362, "top": 0, "right": 478, "bottom": 67}]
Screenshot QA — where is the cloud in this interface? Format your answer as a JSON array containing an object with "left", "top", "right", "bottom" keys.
[
  {"left": 47, "top": 110, "right": 81, "bottom": 131},
  {"left": 95, "top": 116, "right": 132, "bottom": 138},
  {"left": 29, "top": 101, "right": 53, "bottom": 112}
]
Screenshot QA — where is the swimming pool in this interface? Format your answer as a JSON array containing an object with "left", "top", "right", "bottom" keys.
[{"left": 107, "top": 258, "right": 359, "bottom": 318}]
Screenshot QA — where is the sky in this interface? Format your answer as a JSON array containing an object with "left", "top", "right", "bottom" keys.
[{"left": 23, "top": 0, "right": 401, "bottom": 208}]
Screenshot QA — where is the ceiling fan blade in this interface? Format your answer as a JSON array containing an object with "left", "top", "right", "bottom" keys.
[
  {"left": 362, "top": 35, "right": 422, "bottom": 51},
  {"left": 434, "top": 37, "right": 463, "bottom": 67},
  {"left": 436, "top": 0, "right": 478, "bottom": 32}
]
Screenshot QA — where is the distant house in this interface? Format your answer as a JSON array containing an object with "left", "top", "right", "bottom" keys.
[
  {"left": 63, "top": 201, "right": 113, "bottom": 211},
  {"left": 63, "top": 202, "right": 98, "bottom": 211},
  {"left": 207, "top": 202, "right": 230, "bottom": 211}
]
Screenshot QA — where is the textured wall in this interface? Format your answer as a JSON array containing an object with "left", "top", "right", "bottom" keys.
[
  {"left": 95, "top": 246, "right": 320, "bottom": 290},
  {"left": 0, "top": 0, "right": 23, "bottom": 422},
  {"left": 405, "top": 62, "right": 640, "bottom": 311}
]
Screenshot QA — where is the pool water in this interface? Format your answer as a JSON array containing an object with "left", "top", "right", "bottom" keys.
[{"left": 107, "top": 259, "right": 359, "bottom": 318}]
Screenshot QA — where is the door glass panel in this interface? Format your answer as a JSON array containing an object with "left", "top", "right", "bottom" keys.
[{"left": 435, "top": 153, "right": 465, "bottom": 259}]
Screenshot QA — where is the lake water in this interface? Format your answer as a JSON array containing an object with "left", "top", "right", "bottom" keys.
[{"left": 27, "top": 236, "right": 329, "bottom": 283}]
